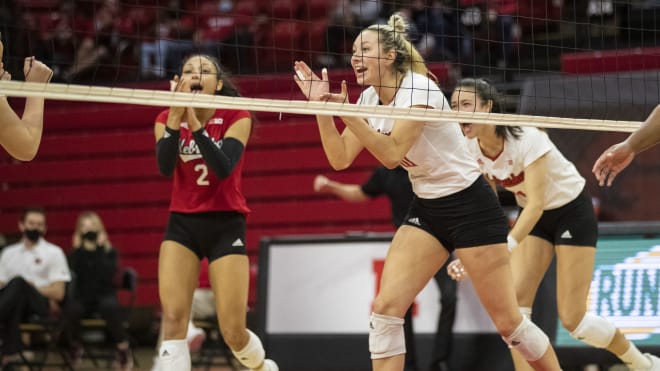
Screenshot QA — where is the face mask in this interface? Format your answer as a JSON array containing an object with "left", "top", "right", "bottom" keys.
[
  {"left": 24, "top": 229, "right": 42, "bottom": 242},
  {"left": 81, "top": 231, "right": 99, "bottom": 242}
]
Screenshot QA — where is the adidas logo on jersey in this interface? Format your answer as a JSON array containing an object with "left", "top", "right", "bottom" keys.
[
  {"left": 407, "top": 217, "right": 421, "bottom": 226},
  {"left": 561, "top": 230, "right": 573, "bottom": 239},
  {"left": 161, "top": 350, "right": 170, "bottom": 357},
  {"left": 232, "top": 238, "right": 244, "bottom": 247}
]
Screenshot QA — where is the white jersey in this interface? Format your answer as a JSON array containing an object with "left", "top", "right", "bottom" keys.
[
  {"left": 357, "top": 71, "right": 481, "bottom": 198},
  {"left": 0, "top": 238, "right": 71, "bottom": 288},
  {"left": 466, "top": 127, "right": 584, "bottom": 209}
]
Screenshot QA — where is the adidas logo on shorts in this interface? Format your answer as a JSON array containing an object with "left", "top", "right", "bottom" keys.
[
  {"left": 560, "top": 230, "right": 573, "bottom": 239},
  {"left": 232, "top": 238, "right": 244, "bottom": 247},
  {"left": 407, "top": 217, "right": 421, "bottom": 226}
]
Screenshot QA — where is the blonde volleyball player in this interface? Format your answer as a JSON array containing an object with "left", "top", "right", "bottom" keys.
[
  {"left": 154, "top": 54, "right": 277, "bottom": 371},
  {"left": 294, "top": 14, "right": 562, "bottom": 371},
  {"left": 593, "top": 104, "right": 660, "bottom": 186},
  {"left": 0, "top": 36, "right": 53, "bottom": 161},
  {"left": 448, "top": 78, "right": 660, "bottom": 371}
]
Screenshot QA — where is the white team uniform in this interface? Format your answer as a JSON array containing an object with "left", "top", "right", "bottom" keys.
[
  {"left": 465, "top": 126, "right": 584, "bottom": 209},
  {"left": 357, "top": 71, "right": 481, "bottom": 199}
]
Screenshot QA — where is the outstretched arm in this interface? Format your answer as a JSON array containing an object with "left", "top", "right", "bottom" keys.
[
  {"left": 0, "top": 57, "right": 53, "bottom": 161},
  {"left": 313, "top": 175, "right": 370, "bottom": 202},
  {"left": 593, "top": 104, "right": 660, "bottom": 186}
]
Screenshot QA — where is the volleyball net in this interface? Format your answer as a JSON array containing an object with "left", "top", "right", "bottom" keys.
[{"left": 1, "top": 0, "right": 659, "bottom": 129}]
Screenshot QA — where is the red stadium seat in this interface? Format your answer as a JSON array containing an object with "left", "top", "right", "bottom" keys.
[
  {"left": 265, "top": 0, "right": 303, "bottom": 19},
  {"left": 304, "top": 0, "right": 336, "bottom": 20},
  {"left": 561, "top": 47, "right": 660, "bottom": 74}
]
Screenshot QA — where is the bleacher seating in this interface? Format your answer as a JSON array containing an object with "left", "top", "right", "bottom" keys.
[
  {"left": 0, "top": 69, "right": 411, "bottom": 311},
  {"left": 561, "top": 46, "right": 660, "bottom": 74}
]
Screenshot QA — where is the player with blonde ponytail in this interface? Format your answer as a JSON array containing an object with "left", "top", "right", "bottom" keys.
[{"left": 293, "top": 14, "right": 562, "bottom": 371}]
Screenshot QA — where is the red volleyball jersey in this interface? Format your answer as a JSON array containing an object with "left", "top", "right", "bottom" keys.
[{"left": 156, "top": 109, "right": 251, "bottom": 214}]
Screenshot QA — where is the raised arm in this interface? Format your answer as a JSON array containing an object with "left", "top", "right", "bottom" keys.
[
  {"left": 0, "top": 56, "right": 53, "bottom": 161},
  {"left": 593, "top": 104, "right": 660, "bottom": 186},
  {"left": 294, "top": 61, "right": 364, "bottom": 170}
]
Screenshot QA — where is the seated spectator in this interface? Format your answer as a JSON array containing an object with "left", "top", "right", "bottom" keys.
[
  {"left": 140, "top": 0, "right": 195, "bottom": 79},
  {"left": 62, "top": 0, "right": 121, "bottom": 81},
  {"left": 61, "top": 211, "right": 133, "bottom": 370},
  {"left": 192, "top": 0, "right": 254, "bottom": 73},
  {"left": 0, "top": 207, "right": 71, "bottom": 367},
  {"left": 460, "top": 0, "right": 519, "bottom": 69},
  {"left": 321, "top": 0, "right": 383, "bottom": 67}
]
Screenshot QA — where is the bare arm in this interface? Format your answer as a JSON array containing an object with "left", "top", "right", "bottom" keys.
[
  {"left": 339, "top": 108, "right": 425, "bottom": 169},
  {"left": 313, "top": 175, "right": 370, "bottom": 202},
  {"left": 508, "top": 155, "right": 547, "bottom": 245},
  {"left": 293, "top": 61, "right": 364, "bottom": 170},
  {"left": 593, "top": 104, "right": 660, "bottom": 186},
  {"left": 0, "top": 57, "right": 53, "bottom": 161},
  {"left": 626, "top": 104, "right": 660, "bottom": 153},
  {"left": 37, "top": 280, "right": 66, "bottom": 302}
]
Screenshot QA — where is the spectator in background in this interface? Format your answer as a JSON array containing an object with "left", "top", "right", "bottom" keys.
[
  {"left": 61, "top": 211, "right": 133, "bottom": 370},
  {"left": 140, "top": 1, "right": 195, "bottom": 79},
  {"left": 192, "top": 0, "right": 254, "bottom": 73},
  {"left": 314, "top": 167, "right": 457, "bottom": 371},
  {"left": 62, "top": 0, "right": 121, "bottom": 81},
  {"left": 459, "top": 0, "right": 518, "bottom": 69},
  {"left": 322, "top": 0, "right": 384, "bottom": 67},
  {"left": 0, "top": 207, "right": 71, "bottom": 367},
  {"left": 0, "top": 35, "right": 53, "bottom": 161},
  {"left": 593, "top": 104, "right": 660, "bottom": 187},
  {"left": 396, "top": 0, "right": 461, "bottom": 61}
]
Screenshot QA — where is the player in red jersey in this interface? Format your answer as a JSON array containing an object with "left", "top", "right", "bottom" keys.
[{"left": 154, "top": 54, "right": 277, "bottom": 371}]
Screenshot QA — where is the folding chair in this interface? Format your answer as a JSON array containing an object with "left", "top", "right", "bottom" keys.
[
  {"left": 78, "top": 267, "right": 140, "bottom": 368},
  {"left": 17, "top": 314, "right": 74, "bottom": 371}
]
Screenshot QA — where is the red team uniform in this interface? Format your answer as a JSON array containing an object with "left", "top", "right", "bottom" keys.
[{"left": 155, "top": 109, "right": 251, "bottom": 214}]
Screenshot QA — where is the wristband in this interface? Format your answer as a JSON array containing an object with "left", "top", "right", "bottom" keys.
[{"left": 507, "top": 235, "right": 518, "bottom": 252}]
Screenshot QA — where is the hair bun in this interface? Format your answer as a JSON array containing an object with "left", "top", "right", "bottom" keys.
[{"left": 388, "top": 13, "right": 408, "bottom": 34}]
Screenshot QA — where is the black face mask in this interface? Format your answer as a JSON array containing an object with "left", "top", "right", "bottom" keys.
[
  {"left": 81, "top": 231, "right": 99, "bottom": 242},
  {"left": 24, "top": 229, "right": 42, "bottom": 242}
]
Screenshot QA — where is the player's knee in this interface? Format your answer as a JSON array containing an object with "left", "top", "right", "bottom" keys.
[
  {"left": 502, "top": 317, "right": 550, "bottom": 362},
  {"left": 231, "top": 330, "right": 265, "bottom": 369},
  {"left": 161, "top": 309, "right": 191, "bottom": 338},
  {"left": 369, "top": 313, "right": 406, "bottom": 359},
  {"left": 221, "top": 325, "right": 248, "bottom": 350},
  {"left": 569, "top": 313, "right": 616, "bottom": 348}
]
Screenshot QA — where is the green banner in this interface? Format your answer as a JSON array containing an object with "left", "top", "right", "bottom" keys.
[{"left": 557, "top": 236, "right": 660, "bottom": 346}]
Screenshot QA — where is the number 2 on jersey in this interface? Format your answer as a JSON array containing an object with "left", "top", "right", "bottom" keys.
[{"left": 194, "top": 164, "right": 210, "bottom": 186}]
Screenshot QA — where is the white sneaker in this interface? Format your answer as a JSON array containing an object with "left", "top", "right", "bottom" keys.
[
  {"left": 186, "top": 326, "right": 206, "bottom": 353},
  {"left": 643, "top": 353, "right": 660, "bottom": 371},
  {"left": 633, "top": 354, "right": 660, "bottom": 371},
  {"left": 257, "top": 359, "right": 278, "bottom": 371},
  {"left": 150, "top": 355, "right": 162, "bottom": 371}
]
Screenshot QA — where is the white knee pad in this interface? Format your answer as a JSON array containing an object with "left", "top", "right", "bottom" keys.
[
  {"left": 502, "top": 317, "right": 550, "bottom": 362},
  {"left": 569, "top": 313, "right": 616, "bottom": 348},
  {"left": 520, "top": 307, "right": 532, "bottom": 319},
  {"left": 368, "top": 313, "right": 406, "bottom": 359},
  {"left": 232, "top": 330, "right": 266, "bottom": 369}
]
